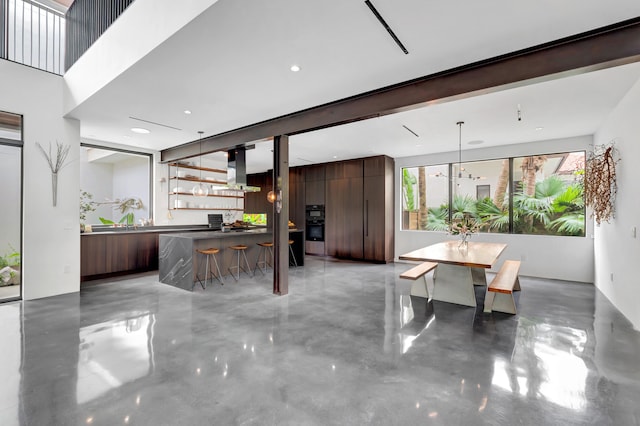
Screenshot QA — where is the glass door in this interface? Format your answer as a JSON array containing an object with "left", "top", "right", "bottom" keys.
[{"left": 0, "top": 111, "right": 23, "bottom": 301}]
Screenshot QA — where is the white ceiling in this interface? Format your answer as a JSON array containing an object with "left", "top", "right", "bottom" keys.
[{"left": 66, "top": 0, "right": 640, "bottom": 173}]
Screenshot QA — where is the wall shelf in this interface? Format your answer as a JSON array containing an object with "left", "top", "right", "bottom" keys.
[
  {"left": 167, "top": 162, "right": 244, "bottom": 213},
  {"left": 169, "top": 176, "right": 227, "bottom": 185},
  {"left": 170, "top": 191, "right": 243, "bottom": 199},
  {"left": 168, "top": 162, "right": 226, "bottom": 174},
  {"left": 169, "top": 208, "right": 244, "bottom": 211}
]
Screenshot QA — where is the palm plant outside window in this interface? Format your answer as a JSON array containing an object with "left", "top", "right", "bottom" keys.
[{"left": 401, "top": 151, "right": 585, "bottom": 237}]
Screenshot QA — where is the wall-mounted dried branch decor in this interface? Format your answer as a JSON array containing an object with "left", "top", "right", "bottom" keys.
[
  {"left": 584, "top": 142, "right": 619, "bottom": 225},
  {"left": 36, "top": 142, "right": 71, "bottom": 207}
]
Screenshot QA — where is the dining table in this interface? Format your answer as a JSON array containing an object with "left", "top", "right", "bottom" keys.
[{"left": 399, "top": 240, "right": 507, "bottom": 307}]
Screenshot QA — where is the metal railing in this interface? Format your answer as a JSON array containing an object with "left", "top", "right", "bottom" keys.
[
  {"left": 1, "top": 0, "right": 65, "bottom": 75},
  {"left": 65, "top": 0, "right": 135, "bottom": 71}
]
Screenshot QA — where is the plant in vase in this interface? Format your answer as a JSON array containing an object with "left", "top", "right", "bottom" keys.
[
  {"left": 98, "top": 197, "right": 144, "bottom": 226},
  {"left": 449, "top": 214, "right": 480, "bottom": 248}
]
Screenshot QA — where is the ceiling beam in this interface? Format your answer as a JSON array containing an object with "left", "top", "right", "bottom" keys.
[{"left": 161, "top": 17, "right": 640, "bottom": 163}]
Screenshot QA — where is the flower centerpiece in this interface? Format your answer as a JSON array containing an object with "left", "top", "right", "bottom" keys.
[{"left": 449, "top": 214, "right": 480, "bottom": 248}]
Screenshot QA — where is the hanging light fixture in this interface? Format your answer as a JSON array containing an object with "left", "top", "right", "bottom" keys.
[
  {"left": 455, "top": 121, "right": 485, "bottom": 182},
  {"left": 191, "top": 131, "right": 209, "bottom": 198},
  {"left": 457, "top": 121, "right": 465, "bottom": 179}
]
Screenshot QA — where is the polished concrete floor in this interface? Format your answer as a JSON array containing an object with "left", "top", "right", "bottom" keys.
[{"left": 1, "top": 257, "right": 640, "bottom": 425}]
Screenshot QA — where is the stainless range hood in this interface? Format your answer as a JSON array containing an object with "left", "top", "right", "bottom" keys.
[{"left": 225, "top": 147, "right": 261, "bottom": 193}]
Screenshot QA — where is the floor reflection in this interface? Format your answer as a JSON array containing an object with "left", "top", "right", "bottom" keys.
[
  {"left": 492, "top": 320, "right": 588, "bottom": 410},
  {"left": 77, "top": 311, "right": 156, "bottom": 404}
]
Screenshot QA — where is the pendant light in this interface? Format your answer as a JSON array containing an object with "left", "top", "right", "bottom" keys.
[
  {"left": 457, "top": 121, "right": 464, "bottom": 179},
  {"left": 455, "top": 121, "right": 485, "bottom": 181},
  {"left": 191, "top": 131, "right": 209, "bottom": 198}
]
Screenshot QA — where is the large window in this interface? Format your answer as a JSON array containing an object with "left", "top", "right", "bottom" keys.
[
  {"left": 0, "top": 111, "right": 22, "bottom": 301},
  {"left": 402, "top": 151, "right": 585, "bottom": 237},
  {"left": 80, "top": 145, "right": 152, "bottom": 227}
]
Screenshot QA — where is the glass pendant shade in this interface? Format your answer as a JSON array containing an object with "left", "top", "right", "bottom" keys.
[{"left": 192, "top": 183, "right": 209, "bottom": 197}]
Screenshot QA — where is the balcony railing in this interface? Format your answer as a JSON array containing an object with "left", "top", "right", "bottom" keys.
[
  {"left": 65, "top": 0, "right": 135, "bottom": 71},
  {"left": 1, "top": 0, "right": 65, "bottom": 75}
]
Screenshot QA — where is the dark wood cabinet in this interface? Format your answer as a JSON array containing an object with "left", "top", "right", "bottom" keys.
[
  {"left": 363, "top": 156, "right": 394, "bottom": 263},
  {"left": 304, "top": 164, "right": 325, "bottom": 205},
  {"left": 325, "top": 159, "right": 364, "bottom": 259},
  {"left": 289, "top": 167, "right": 305, "bottom": 230},
  {"left": 81, "top": 231, "right": 159, "bottom": 281},
  {"left": 324, "top": 156, "right": 394, "bottom": 263}
]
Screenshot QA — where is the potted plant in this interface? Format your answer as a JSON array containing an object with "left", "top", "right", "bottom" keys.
[
  {"left": 402, "top": 169, "right": 419, "bottom": 229},
  {"left": 99, "top": 197, "right": 144, "bottom": 226}
]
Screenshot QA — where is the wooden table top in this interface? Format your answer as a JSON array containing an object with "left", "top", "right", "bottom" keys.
[{"left": 399, "top": 241, "right": 507, "bottom": 268}]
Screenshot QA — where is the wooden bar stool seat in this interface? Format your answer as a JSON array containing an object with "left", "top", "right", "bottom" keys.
[
  {"left": 195, "top": 248, "right": 223, "bottom": 289},
  {"left": 254, "top": 242, "right": 274, "bottom": 275},
  {"left": 228, "top": 245, "right": 253, "bottom": 281}
]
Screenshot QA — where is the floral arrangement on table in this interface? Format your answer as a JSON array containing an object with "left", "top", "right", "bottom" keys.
[{"left": 449, "top": 214, "right": 480, "bottom": 247}]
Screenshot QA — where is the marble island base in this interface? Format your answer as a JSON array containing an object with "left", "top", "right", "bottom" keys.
[{"left": 159, "top": 229, "right": 304, "bottom": 291}]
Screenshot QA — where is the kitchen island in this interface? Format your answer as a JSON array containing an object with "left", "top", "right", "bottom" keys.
[{"left": 159, "top": 229, "right": 304, "bottom": 291}]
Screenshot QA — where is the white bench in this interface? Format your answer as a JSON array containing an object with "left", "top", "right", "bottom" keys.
[
  {"left": 400, "top": 261, "right": 438, "bottom": 299},
  {"left": 483, "top": 260, "right": 521, "bottom": 314}
]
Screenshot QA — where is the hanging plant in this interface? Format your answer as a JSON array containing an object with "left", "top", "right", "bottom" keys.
[{"left": 583, "top": 143, "right": 619, "bottom": 225}]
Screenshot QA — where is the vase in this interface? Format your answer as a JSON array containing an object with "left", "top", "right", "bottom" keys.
[
  {"left": 458, "top": 233, "right": 470, "bottom": 249},
  {"left": 51, "top": 172, "right": 58, "bottom": 207}
]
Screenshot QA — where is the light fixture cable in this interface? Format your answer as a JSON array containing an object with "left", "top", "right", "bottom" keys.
[
  {"left": 457, "top": 121, "right": 464, "bottom": 179},
  {"left": 191, "top": 131, "right": 209, "bottom": 198}
]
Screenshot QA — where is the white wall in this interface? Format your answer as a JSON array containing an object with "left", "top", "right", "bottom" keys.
[
  {"left": 64, "top": 0, "right": 220, "bottom": 113},
  {"left": 395, "top": 135, "right": 594, "bottom": 283},
  {"left": 0, "top": 60, "right": 81, "bottom": 300},
  {"left": 593, "top": 77, "right": 640, "bottom": 331}
]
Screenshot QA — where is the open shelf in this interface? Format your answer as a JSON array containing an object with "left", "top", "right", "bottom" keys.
[
  {"left": 170, "top": 207, "right": 244, "bottom": 211},
  {"left": 170, "top": 176, "right": 227, "bottom": 185},
  {"left": 170, "top": 191, "right": 243, "bottom": 199},
  {"left": 168, "top": 162, "right": 226, "bottom": 174}
]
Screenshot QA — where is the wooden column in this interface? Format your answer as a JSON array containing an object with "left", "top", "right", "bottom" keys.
[{"left": 273, "top": 135, "right": 289, "bottom": 295}]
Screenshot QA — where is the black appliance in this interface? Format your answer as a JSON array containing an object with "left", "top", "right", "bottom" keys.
[
  {"left": 207, "top": 214, "right": 223, "bottom": 230},
  {"left": 305, "top": 205, "right": 325, "bottom": 241}
]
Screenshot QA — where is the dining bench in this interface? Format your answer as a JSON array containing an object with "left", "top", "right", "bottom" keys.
[
  {"left": 400, "top": 261, "right": 438, "bottom": 299},
  {"left": 483, "top": 260, "right": 521, "bottom": 314}
]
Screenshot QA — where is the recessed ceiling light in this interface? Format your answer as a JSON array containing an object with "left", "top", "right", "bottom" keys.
[
  {"left": 468, "top": 140, "right": 484, "bottom": 145},
  {"left": 535, "top": 127, "right": 544, "bottom": 131},
  {"left": 290, "top": 64, "right": 301, "bottom": 72},
  {"left": 131, "top": 127, "right": 150, "bottom": 134},
  {"left": 183, "top": 110, "right": 192, "bottom": 115},
  {"left": 333, "top": 155, "right": 337, "bottom": 159}
]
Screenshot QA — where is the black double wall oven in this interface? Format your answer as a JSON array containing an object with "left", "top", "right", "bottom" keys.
[{"left": 305, "top": 205, "right": 325, "bottom": 241}]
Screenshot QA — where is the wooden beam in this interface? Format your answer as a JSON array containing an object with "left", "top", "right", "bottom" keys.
[
  {"left": 272, "top": 135, "right": 289, "bottom": 295},
  {"left": 161, "top": 17, "right": 640, "bottom": 163}
]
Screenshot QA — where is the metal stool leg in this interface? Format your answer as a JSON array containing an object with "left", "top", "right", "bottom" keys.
[
  {"left": 288, "top": 241, "right": 298, "bottom": 267},
  {"left": 211, "top": 252, "right": 224, "bottom": 285},
  {"left": 194, "top": 252, "right": 209, "bottom": 290},
  {"left": 241, "top": 250, "right": 254, "bottom": 278},
  {"left": 255, "top": 245, "right": 274, "bottom": 275}
]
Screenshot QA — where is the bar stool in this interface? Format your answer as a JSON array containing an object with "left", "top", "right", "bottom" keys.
[
  {"left": 195, "top": 248, "right": 224, "bottom": 289},
  {"left": 228, "top": 245, "right": 253, "bottom": 281},
  {"left": 254, "top": 242, "right": 274, "bottom": 275},
  {"left": 288, "top": 240, "right": 298, "bottom": 267}
]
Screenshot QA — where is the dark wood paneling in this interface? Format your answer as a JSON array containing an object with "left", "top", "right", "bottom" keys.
[
  {"left": 81, "top": 231, "right": 164, "bottom": 281},
  {"left": 289, "top": 168, "right": 305, "bottom": 229},
  {"left": 326, "top": 159, "right": 364, "bottom": 259},
  {"left": 161, "top": 19, "right": 640, "bottom": 163},
  {"left": 363, "top": 156, "right": 395, "bottom": 262},
  {"left": 304, "top": 164, "right": 325, "bottom": 182}
]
